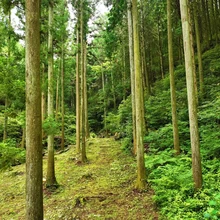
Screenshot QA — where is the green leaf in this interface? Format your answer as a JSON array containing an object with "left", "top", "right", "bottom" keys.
[{"left": 209, "top": 200, "right": 217, "bottom": 207}]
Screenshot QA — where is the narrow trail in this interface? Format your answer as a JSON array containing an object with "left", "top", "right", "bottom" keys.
[{"left": 0, "top": 138, "right": 159, "bottom": 220}]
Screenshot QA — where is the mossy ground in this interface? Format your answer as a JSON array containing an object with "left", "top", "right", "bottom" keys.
[{"left": 0, "top": 138, "right": 158, "bottom": 219}]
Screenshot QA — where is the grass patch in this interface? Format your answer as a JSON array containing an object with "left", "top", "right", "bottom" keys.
[{"left": 0, "top": 138, "right": 159, "bottom": 219}]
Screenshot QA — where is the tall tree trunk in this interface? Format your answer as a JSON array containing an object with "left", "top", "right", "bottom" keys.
[
  {"left": 157, "top": 19, "right": 164, "bottom": 79},
  {"left": 110, "top": 68, "right": 116, "bottom": 110},
  {"left": 188, "top": 2, "right": 198, "bottom": 105},
  {"left": 193, "top": 0, "right": 204, "bottom": 99},
  {"left": 122, "top": 44, "right": 126, "bottom": 100},
  {"left": 55, "top": 64, "right": 60, "bottom": 120},
  {"left": 101, "top": 66, "right": 106, "bottom": 132},
  {"left": 46, "top": 0, "right": 57, "bottom": 187},
  {"left": 180, "top": 0, "right": 202, "bottom": 190},
  {"left": 167, "top": 0, "right": 180, "bottom": 154},
  {"left": 25, "top": 0, "right": 43, "bottom": 218},
  {"left": 3, "top": 97, "right": 8, "bottom": 141},
  {"left": 201, "top": 0, "right": 209, "bottom": 46},
  {"left": 83, "top": 44, "right": 89, "bottom": 139},
  {"left": 41, "top": 63, "right": 47, "bottom": 139},
  {"left": 127, "top": 0, "right": 137, "bottom": 155},
  {"left": 132, "top": 0, "right": 146, "bottom": 189},
  {"left": 3, "top": 10, "right": 11, "bottom": 142},
  {"left": 80, "top": 0, "right": 87, "bottom": 162},
  {"left": 61, "top": 39, "right": 65, "bottom": 151},
  {"left": 76, "top": 20, "right": 81, "bottom": 153},
  {"left": 205, "top": 0, "right": 212, "bottom": 43}
]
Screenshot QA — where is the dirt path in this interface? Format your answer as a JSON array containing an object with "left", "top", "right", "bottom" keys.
[{"left": 0, "top": 138, "right": 159, "bottom": 220}]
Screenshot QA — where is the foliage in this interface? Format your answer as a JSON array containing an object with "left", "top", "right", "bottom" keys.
[
  {"left": 63, "top": 113, "right": 76, "bottom": 145},
  {"left": 204, "top": 194, "right": 220, "bottom": 219},
  {"left": 0, "top": 141, "right": 25, "bottom": 171},
  {"left": 145, "top": 150, "right": 220, "bottom": 219},
  {"left": 143, "top": 44, "right": 220, "bottom": 219},
  {"left": 43, "top": 116, "right": 60, "bottom": 136}
]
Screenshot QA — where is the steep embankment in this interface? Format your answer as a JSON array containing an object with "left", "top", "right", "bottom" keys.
[{"left": 0, "top": 138, "right": 158, "bottom": 220}]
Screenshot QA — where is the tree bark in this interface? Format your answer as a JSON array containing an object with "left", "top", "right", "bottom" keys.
[
  {"left": 180, "top": 0, "right": 202, "bottom": 190},
  {"left": 132, "top": 0, "right": 146, "bottom": 189},
  {"left": 167, "top": 0, "right": 180, "bottom": 154},
  {"left": 46, "top": 0, "right": 57, "bottom": 187},
  {"left": 3, "top": 11, "right": 11, "bottom": 142},
  {"left": 127, "top": 0, "right": 137, "bottom": 155},
  {"left": 76, "top": 17, "right": 81, "bottom": 153},
  {"left": 61, "top": 39, "right": 65, "bottom": 151},
  {"left": 25, "top": 0, "right": 43, "bottom": 218},
  {"left": 83, "top": 44, "right": 89, "bottom": 139},
  {"left": 80, "top": 0, "right": 87, "bottom": 162},
  {"left": 193, "top": 0, "right": 204, "bottom": 99}
]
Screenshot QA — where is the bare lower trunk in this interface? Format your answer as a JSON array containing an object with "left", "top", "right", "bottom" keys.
[
  {"left": 167, "top": 0, "right": 180, "bottom": 154},
  {"left": 132, "top": 0, "right": 146, "bottom": 189},
  {"left": 180, "top": 0, "right": 202, "bottom": 190},
  {"left": 25, "top": 0, "right": 43, "bottom": 218},
  {"left": 46, "top": 0, "right": 57, "bottom": 187},
  {"left": 61, "top": 39, "right": 65, "bottom": 151},
  {"left": 127, "top": 0, "right": 137, "bottom": 155}
]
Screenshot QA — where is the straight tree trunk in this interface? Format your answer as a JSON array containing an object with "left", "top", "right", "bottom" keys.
[
  {"left": 157, "top": 19, "right": 164, "bottom": 79},
  {"left": 55, "top": 64, "right": 60, "bottom": 120},
  {"left": 180, "top": 0, "right": 202, "bottom": 190},
  {"left": 46, "top": 0, "right": 57, "bottom": 187},
  {"left": 101, "top": 66, "right": 107, "bottom": 132},
  {"left": 3, "top": 11, "right": 11, "bottom": 142},
  {"left": 80, "top": 0, "right": 87, "bottom": 162},
  {"left": 167, "top": 0, "right": 180, "bottom": 154},
  {"left": 110, "top": 68, "right": 116, "bottom": 110},
  {"left": 61, "top": 39, "right": 65, "bottom": 151},
  {"left": 205, "top": 0, "right": 212, "bottom": 43},
  {"left": 188, "top": 2, "right": 198, "bottom": 105},
  {"left": 132, "top": 0, "right": 146, "bottom": 189},
  {"left": 127, "top": 0, "right": 137, "bottom": 155},
  {"left": 3, "top": 98, "right": 8, "bottom": 141},
  {"left": 193, "top": 0, "right": 204, "bottom": 98},
  {"left": 25, "top": 0, "right": 43, "bottom": 218},
  {"left": 76, "top": 21, "right": 81, "bottom": 153},
  {"left": 83, "top": 44, "right": 89, "bottom": 139}
]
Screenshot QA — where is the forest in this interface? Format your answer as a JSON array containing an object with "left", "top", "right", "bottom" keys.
[{"left": 0, "top": 0, "right": 220, "bottom": 219}]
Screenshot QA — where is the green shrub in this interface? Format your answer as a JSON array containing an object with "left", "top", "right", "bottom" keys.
[
  {"left": 145, "top": 150, "right": 220, "bottom": 219},
  {"left": 0, "top": 141, "right": 26, "bottom": 171},
  {"left": 204, "top": 194, "right": 220, "bottom": 219},
  {"left": 43, "top": 116, "right": 60, "bottom": 136}
]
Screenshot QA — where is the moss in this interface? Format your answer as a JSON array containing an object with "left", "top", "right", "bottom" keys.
[{"left": 0, "top": 138, "right": 158, "bottom": 219}]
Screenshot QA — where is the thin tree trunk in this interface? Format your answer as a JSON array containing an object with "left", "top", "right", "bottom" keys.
[
  {"left": 127, "top": 0, "right": 137, "bottom": 155},
  {"left": 83, "top": 44, "right": 89, "bottom": 139},
  {"left": 46, "top": 0, "right": 57, "bottom": 187},
  {"left": 132, "top": 0, "right": 146, "bottom": 189},
  {"left": 180, "top": 0, "right": 202, "bottom": 190},
  {"left": 3, "top": 11, "right": 11, "bottom": 142},
  {"left": 80, "top": 0, "right": 87, "bottom": 162},
  {"left": 55, "top": 63, "right": 60, "bottom": 120},
  {"left": 101, "top": 66, "right": 106, "bottom": 132},
  {"left": 110, "top": 68, "right": 116, "bottom": 110},
  {"left": 157, "top": 19, "right": 164, "bottom": 79},
  {"left": 76, "top": 20, "right": 81, "bottom": 153},
  {"left": 167, "top": 0, "right": 180, "bottom": 154},
  {"left": 61, "top": 39, "right": 65, "bottom": 151},
  {"left": 193, "top": 0, "right": 204, "bottom": 99},
  {"left": 21, "top": 127, "right": 25, "bottom": 148},
  {"left": 25, "top": 0, "right": 43, "bottom": 218}
]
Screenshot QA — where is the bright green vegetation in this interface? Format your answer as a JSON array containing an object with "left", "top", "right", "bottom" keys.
[
  {"left": 0, "top": 0, "right": 220, "bottom": 219},
  {"left": 106, "top": 45, "right": 220, "bottom": 219},
  {"left": 0, "top": 138, "right": 158, "bottom": 219}
]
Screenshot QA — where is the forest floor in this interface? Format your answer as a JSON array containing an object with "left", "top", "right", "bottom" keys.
[{"left": 0, "top": 138, "right": 159, "bottom": 220}]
